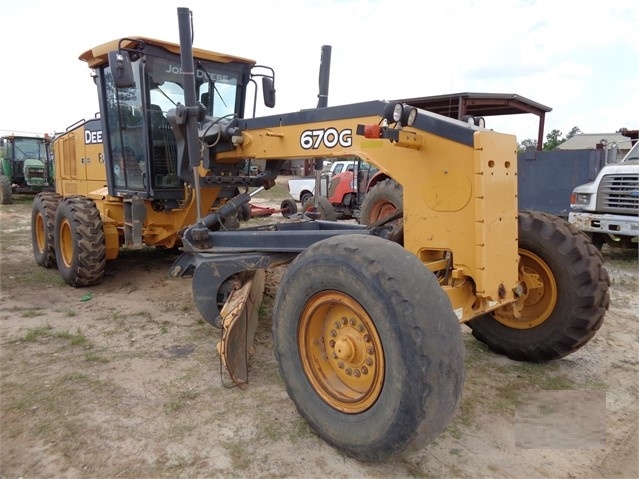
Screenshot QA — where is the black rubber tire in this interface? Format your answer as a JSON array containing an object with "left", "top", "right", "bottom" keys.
[
  {"left": 238, "top": 203, "right": 252, "bottom": 222},
  {"left": 0, "top": 175, "right": 12, "bottom": 205},
  {"left": 302, "top": 196, "right": 338, "bottom": 221},
  {"left": 280, "top": 198, "right": 298, "bottom": 218},
  {"left": 272, "top": 234, "right": 465, "bottom": 461},
  {"left": 54, "top": 196, "right": 106, "bottom": 287},
  {"left": 359, "top": 178, "right": 403, "bottom": 226},
  {"left": 300, "top": 191, "right": 313, "bottom": 205},
  {"left": 467, "top": 211, "right": 610, "bottom": 362},
  {"left": 31, "top": 191, "right": 62, "bottom": 268}
]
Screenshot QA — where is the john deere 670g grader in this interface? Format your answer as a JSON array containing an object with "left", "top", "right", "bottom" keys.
[{"left": 32, "top": 7, "right": 609, "bottom": 462}]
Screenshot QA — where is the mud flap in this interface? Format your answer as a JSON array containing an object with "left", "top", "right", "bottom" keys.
[{"left": 216, "top": 269, "right": 266, "bottom": 389}]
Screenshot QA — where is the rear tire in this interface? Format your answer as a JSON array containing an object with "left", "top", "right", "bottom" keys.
[
  {"left": 54, "top": 196, "right": 106, "bottom": 287},
  {"left": 272, "top": 235, "right": 465, "bottom": 461},
  {"left": 467, "top": 211, "right": 610, "bottom": 361},
  {"left": 302, "top": 196, "right": 338, "bottom": 221},
  {"left": 0, "top": 175, "right": 12, "bottom": 204},
  {"left": 32, "top": 191, "right": 62, "bottom": 267}
]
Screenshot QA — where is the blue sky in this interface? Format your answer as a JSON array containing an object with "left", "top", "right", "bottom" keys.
[{"left": 2, "top": 0, "right": 637, "bottom": 143}]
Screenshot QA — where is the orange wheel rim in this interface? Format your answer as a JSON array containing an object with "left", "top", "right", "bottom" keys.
[
  {"left": 35, "top": 213, "right": 46, "bottom": 253},
  {"left": 299, "top": 291, "right": 384, "bottom": 413},
  {"left": 494, "top": 249, "right": 558, "bottom": 329},
  {"left": 59, "top": 218, "right": 74, "bottom": 268},
  {"left": 369, "top": 201, "right": 397, "bottom": 223}
]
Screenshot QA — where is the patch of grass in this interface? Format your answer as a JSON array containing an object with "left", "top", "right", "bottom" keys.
[
  {"left": 20, "top": 325, "right": 92, "bottom": 350},
  {"left": 249, "top": 183, "right": 290, "bottom": 202},
  {"left": 23, "top": 324, "right": 54, "bottom": 341},
  {"left": 20, "top": 308, "right": 46, "bottom": 318}
]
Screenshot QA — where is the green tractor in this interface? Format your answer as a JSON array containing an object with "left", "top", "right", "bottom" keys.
[{"left": 0, "top": 134, "right": 54, "bottom": 204}]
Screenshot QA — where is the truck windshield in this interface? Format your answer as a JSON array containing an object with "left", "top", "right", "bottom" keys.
[
  {"left": 623, "top": 141, "right": 639, "bottom": 162},
  {"left": 9, "top": 138, "right": 46, "bottom": 161}
]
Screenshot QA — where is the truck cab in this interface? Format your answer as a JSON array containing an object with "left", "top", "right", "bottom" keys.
[{"left": 569, "top": 140, "right": 639, "bottom": 249}]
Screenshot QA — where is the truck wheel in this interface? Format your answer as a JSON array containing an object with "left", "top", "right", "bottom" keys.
[
  {"left": 467, "top": 211, "right": 610, "bottom": 361},
  {"left": 54, "top": 196, "right": 106, "bottom": 287},
  {"left": 302, "top": 196, "right": 338, "bottom": 221},
  {"left": 300, "top": 191, "right": 313, "bottom": 205},
  {"left": 280, "top": 198, "right": 297, "bottom": 218},
  {"left": 0, "top": 175, "right": 12, "bottom": 204},
  {"left": 272, "top": 234, "right": 465, "bottom": 461},
  {"left": 32, "top": 192, "right": 62, "bottom": 267},
  {"left": 360, "top": 179, "right": 403, "bottom": 241}
]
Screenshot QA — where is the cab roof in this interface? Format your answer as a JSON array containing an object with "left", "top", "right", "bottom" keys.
[{"left": 79, "top": 36, "right": 256, "bottom": 69}]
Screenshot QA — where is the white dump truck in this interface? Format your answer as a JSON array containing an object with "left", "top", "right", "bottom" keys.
[{"left": 569, "top": 140, "right": 639, "bottom": 249}]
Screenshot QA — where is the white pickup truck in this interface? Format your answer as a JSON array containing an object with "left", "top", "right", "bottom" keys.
[
  {"left": 287, "top": 160, "right": 356, "bottom": 203},
  {"left": 569, "top": 140, "right": 639, "bottom": 249}
]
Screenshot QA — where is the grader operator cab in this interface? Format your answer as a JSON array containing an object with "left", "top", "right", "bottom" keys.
[
  {"left": 32, "top": 7, "right": 610, "bottom": 462},
  {"left": 31, "top": 32, "right": 277, "bottom": 285}
]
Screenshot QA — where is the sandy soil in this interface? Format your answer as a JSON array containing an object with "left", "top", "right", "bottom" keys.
[{"left": 0, "top": 198, "right": 637, "bottom": 479}]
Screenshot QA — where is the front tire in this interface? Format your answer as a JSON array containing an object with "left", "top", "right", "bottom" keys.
[
  {"left": 467, "top": 211, "right": 610, "bottom": 361},
  {"left": 272, "top": 235, "right": 465, "bottom": 461},
  {"left": 32, "top": 191, "right": 62, "bottom": 267},
  {"left": 0, "top": 175, "right": 12, "bottom": 204},
  {"left": 54, "top": 196, "right": 106, "bottom": 287}
]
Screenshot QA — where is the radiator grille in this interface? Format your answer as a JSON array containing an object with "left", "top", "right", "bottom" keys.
[{"left": 596, "top": 173, "right": 639, "bottom": 215}]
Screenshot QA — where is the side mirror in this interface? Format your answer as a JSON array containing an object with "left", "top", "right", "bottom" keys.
[
  {"left": 262, "top": 77, "right": 276, "bottom": 108},
  {"left": 108, "top": 50, "right": 135, "bottom": 88}
]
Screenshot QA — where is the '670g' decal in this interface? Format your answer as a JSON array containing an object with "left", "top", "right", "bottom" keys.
[{"left": 300, "top": 128, "right": 352, "bottom": 149}]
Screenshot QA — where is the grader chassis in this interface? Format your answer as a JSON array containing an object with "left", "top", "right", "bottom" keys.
[{"left": 32, "top": 7, "right": 610, "bottom": 462}]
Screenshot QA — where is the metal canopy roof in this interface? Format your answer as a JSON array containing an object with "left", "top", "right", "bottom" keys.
[{"left": 398, "top": 92, "right": 552, "bottom": 149}]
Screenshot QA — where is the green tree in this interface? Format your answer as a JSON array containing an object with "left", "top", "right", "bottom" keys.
[
  {"left": 542, "top": 126, "right": 581, "bottom": 150},
  {"left": 543, "top": 129, "right": 564, "bottom": 150},
  {"left": 566, "top": 126, "right": 581, "bottom": 139},
  {"left": 517, "top": 138, "right": 538, "bottom": 152}
]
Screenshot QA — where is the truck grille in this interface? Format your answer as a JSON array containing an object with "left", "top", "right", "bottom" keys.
[{"left": 596, "top": 173, "right": 639, "bottom": 215}]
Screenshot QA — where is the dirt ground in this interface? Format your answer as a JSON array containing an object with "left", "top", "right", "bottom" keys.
[{"left": 0, "top": 194, "right": 637, "bottom": 479}]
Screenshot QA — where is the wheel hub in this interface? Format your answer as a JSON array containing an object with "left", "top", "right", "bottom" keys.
[{"left": 299, "top": 291, "right": 384, "bottom": 413}]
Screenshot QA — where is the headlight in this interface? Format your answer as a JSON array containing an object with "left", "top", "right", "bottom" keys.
[
  {"left": 383, "top": 102, "right": 403, "bottom": 123},
  {"left": 571, "top": 193, "right": 591, "bottom": 206}
]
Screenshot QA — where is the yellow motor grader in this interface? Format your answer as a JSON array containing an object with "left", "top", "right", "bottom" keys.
[{"left": 32, "top": 7, "right": 610, "bottom": 462}]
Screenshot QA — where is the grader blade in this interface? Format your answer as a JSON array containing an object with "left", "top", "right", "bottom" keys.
[{"left": 216, "top": 269, "right": 265, "bottom": 388}]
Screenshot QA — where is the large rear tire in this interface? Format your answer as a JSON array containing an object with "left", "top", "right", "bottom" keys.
[
  {"left": 0, "top": 175, "right": 12, "bottom": 205},
  {"left": 54, "top": 196, "right": 106, "bottom": 287},
  {"left": 32, "top": 191, "right": 62, "bottom": 267},
  {"left": 272, "top": 234, "right": 465, "bottom": 461},
  {"left": 467, "top": 211, "right": 610, "bottom": 361}
]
